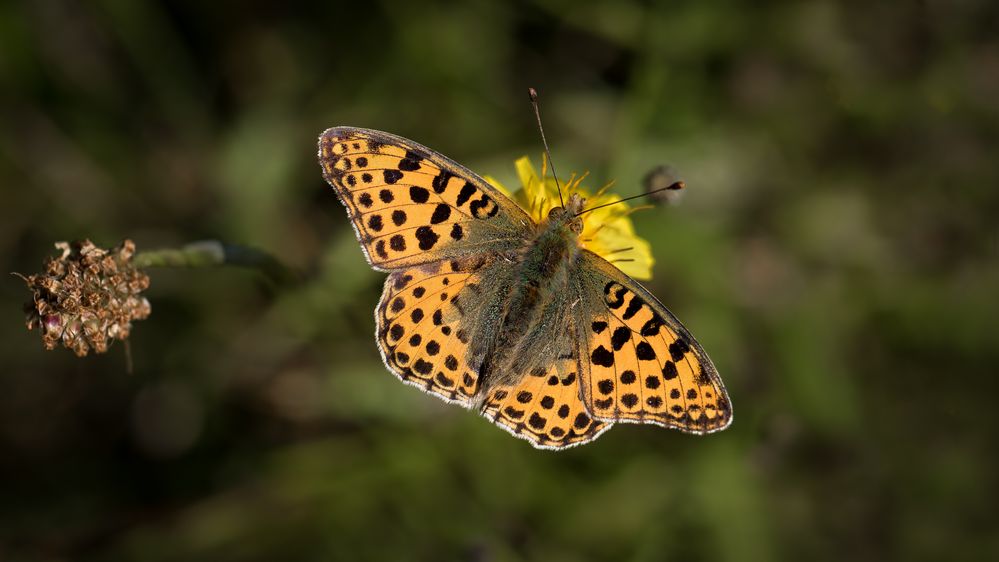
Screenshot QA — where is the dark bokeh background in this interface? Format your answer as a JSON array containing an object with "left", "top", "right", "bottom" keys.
[{"left": 2, "top": 1, "right": 998, "bottom": 560}]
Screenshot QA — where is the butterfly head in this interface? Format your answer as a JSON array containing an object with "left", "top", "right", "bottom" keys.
[{"left": 547, "top": 193, "right": 586, "bottom": 234}]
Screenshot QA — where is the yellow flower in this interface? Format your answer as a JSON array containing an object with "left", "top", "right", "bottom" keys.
[{"left": 485, "top": 156, "right": 654, "bottom": 280}]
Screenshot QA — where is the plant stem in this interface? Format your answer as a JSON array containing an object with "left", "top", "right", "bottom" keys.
[{"left": 133, "top": 240, "right": 297, "bottom": 287}]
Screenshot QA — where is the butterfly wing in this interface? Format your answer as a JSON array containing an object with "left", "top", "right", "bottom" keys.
[
  {"left": 573, "top": 250, "right": 733, "bottom": 433},
  {"left": 319, "top": 127, "right": 533, "bottom": 271},
  {"left": 378, "top": 254, "right": 611, "bottom": 448},
  {"left": 480, "top": 349, "right": 612, "bottom": 449},
  {"left": 377, "top": 258, "right": 485, "bottom": 406}
]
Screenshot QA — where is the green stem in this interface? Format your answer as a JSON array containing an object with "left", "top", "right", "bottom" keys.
[{"left": 133, "top": 240, "right": 297, "bottom": 287}]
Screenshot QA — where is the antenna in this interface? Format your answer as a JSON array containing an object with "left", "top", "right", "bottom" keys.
[
  {"left": 528, "top": 87, "right": 565, "bottom": 208},
  {"left": 575, "top": 181, "right": 685, "bottom": 217}
]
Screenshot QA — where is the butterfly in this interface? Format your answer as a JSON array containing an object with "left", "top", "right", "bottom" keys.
[{"left": 318, "top": 127, "right": 732, "bottom": 449}]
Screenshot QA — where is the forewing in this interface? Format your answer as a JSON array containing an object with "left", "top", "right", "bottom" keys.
[
  {"left": 480, "top": 352, "right": 612, "bottom": 450},
  {"left": 319, "top": 127, "right": 532, "bottom": 271},
  {"left": 574, "top": 251, "right": 732, "bottom": 433}
]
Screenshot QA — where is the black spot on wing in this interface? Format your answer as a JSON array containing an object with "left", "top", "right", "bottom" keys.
[
  {"left": 640, "top": 317, "right": 663, "bottom": 337},
  {"left": 622, "top": 295, "right": 644, "bottom": 320},
  {"left": 528, "top": 412, "right": 546, "bottom": 430},
  {"left": 432, "top": 170, "right": 454, "bottom": 193},
  {"left": 597, "top": 379, "right": 614, "bottom": 394},
  {"left": 669, "top": 338, "right": 691, "bottom": 362},
  {"left": 415, "top": 226, "right": 439, "bottom": 250},
  {"left": 389, "top": 324, "right": 404, "bottom": 341},
  {"left": 604, "top": 283, "right": 626, "bottom": 309},
  {"left": 591, "top": 346, "right": 614, "bottom": 367},
  {"left": 695, "top": 365, "right": 713, "bottom": 386},
  {"left": 503, "top": 406, "right": 524, "bottom": 420},
  {"left": 455, "top": 182, "right": 476, "bottom": 207},
  {"left": 469, "top": 195, "right": 496, "bottom": 219},
  {"left": 383, "top": 169, "right": 403, "bottom": 184},
  {"left": 636, "top": 341, "right": 656, "bottom": 360},
  {"left": 399, "top": 150, "right": 423, "bottom": 171},
  {"left": 663, "top": 361, "right": 679, "bottom": 380},
  {"left": 610, "top": 326, "right": 631, "bottom": 350},
  {"left": 430, "top": 203, "right": 451, "bottom": 224},
  {"left": 409, "top": 185, "right": 430, "bottom": 203}
]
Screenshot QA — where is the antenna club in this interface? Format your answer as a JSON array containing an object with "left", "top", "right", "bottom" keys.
[{"left": 528, "top": 87, "right": 539, "bottom": 101}]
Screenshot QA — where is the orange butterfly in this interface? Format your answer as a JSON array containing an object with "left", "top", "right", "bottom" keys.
[{"left": 318, "top": 127, "right": 732, "bottom": 449}]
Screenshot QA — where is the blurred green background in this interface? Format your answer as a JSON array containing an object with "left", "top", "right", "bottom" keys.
[{"left": 2, "top": 1, "right": 998, "bottom": 560}]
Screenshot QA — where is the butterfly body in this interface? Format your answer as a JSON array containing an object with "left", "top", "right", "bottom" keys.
[
  {"left": 319, "top": 127, "right": 732, "bottom": 449},
  {"left": 471, "top": 195, "right": 587, "bottom": 392}
]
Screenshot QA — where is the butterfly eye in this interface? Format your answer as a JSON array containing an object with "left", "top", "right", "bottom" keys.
[{"left": 548, "top": 207, "right": 566, "bottom": 220}]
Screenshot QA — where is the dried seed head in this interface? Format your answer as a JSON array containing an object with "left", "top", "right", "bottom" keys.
[
  {"left": 642, "top": 164, "right": 686, "bottom": 206},
  {"left": 21, "top": 239, "right": 151, "bottom": 356}
]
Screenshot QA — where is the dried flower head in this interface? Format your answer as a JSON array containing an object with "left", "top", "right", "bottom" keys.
[
  {"left": 21, "top": 239, "right": 151, "bottom": 356},
  {"left": 643, "top": 164, "right": 686, "bottom": 206}
]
